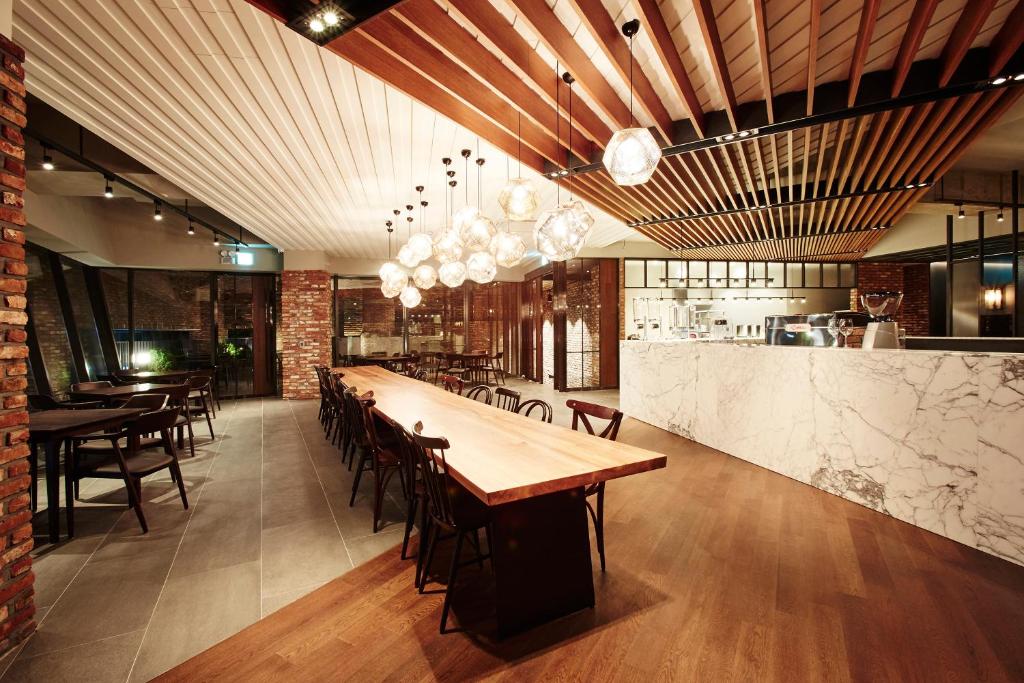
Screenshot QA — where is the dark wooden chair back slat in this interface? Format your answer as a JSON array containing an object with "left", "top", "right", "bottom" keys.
[
  {"left": 567, "top": 399, "right": 623, "bottom": 441},
  {"left": 411, "top": 423, "right": 456, "bottom": 528},
  {"left": 465, "top": 385, "right": 492, "bottom": 404},
  {"left": 493, "top": 387, "right": 520, "bottom": 412},
  {"left": 517, "top": 398, "right": 553, "bottom": 423}
]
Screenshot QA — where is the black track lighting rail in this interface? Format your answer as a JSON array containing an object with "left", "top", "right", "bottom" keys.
[{"left": 26, "top": 130, "right": 248, "bottom": 247}]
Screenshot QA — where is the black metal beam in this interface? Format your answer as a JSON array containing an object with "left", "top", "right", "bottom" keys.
[
  {"left": 24, "top": 131, "right": 249, "bottom": 247},
  {"left": 24, "top": 302, "right": 52, "bottom": 398},
  {"left": 83, "top": 266, "right": 120, "bottom": 374},
  {"left": 554, "top": 48, "right": 1024, "bottom": 177},
  {"left": 1014, "top": 169, "right": 1020, "bottom": 336},
  {"left": 628, "top": 181, "right": 927, "bottom": 227},
  {"left": 979, "top": 211, "right": 985, "bottom": 336}
]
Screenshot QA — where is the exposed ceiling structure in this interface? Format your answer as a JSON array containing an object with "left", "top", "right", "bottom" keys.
[
  {"left": 252, "top": 0, "right": 1024, "bottom": 262},
  {"left": 12, "top": 0, "right": 638, "bottom": 260}
]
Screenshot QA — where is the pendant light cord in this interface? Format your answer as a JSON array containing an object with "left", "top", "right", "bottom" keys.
[
  {"left": 555, "top": 60, "right": 560, "bottom": 204},
  {"left": 629, "top": 33, "right": 634, "bottom": 127},
  {"left": 568, "top": 77, "right": 573, "bottom": 201}
]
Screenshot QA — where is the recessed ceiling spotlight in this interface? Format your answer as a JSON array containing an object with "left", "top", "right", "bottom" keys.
[
  {"left": 957, "top": 204, "right": 966, "bottom": 219},
  {"left": 323, "top": 11, "right": 340, "bottom": 26},
  {"left": 992, "top": 76, "right": 1008, "bottom": 85},
  {"left": 309, "top": 17, "right": 325, "bottom": 32}
]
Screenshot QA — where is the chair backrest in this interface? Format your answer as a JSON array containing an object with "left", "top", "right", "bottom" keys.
[
  {"left": 411, "top": 423, "right": 457, "bottom": 528},
  {"left": 374, "top": 406, "right": 417, "bottom": 485},
  {"left": 186, "top": 375, "right": 211, "bottom": 390},
  {"left": 465, "top": 384, "right": 492, "bottom": 404},
  {"left": 517, "top": 399, "right": 553, "bottom": 423},
  {"left": 438, "top": 374, "right": 464, "bottom": 395},
  {"left": 567, "top": 399, "right": 623, "bottom": 441},
  {"left": 343, "top": 388, "right": 374, "bottom": 444},
  {"left": 493, "top": 387, "right": 520, "bottom": 412},
  {"left": 158, "top": 384, "right": 192, "bottom": 406},
  {"left": 125, "top": 407, "right": 181, "bottom": 444},
  {"left": 72, "top": 381, "right": 112, "bottom": 391},
  {"left": 118, "top": 393, "right": 169, "bottom": 411},
  {"left": 413, "top": 369, "right": 428, "bottom": 382},
  {"left": 28, "top": 394, "right": 62, "bottom": 411}
]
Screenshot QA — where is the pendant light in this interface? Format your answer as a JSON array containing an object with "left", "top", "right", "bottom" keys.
[
  {"left": 433, "top": 158, "right": 465, "bottom": 264},
  {"left": 438, "top": 260, "right": 468, "bottom": 288},
  {"left": 412, "top": 190, "right": 437, "bottom": 289},
  {"left": 499, "top": 112, "right": 539, "bottom": 221},
  {"left": 491, "top": 158, "right": 527, "bottom": 267},
  {"left": 466, "top": 250, "right": 497, "bottom": 284},
  {"left": 379, "top": 220, "right": 406, "bottom": 297},
  {"left": 535, "top": 70, "right": 595, "bottom": 261},
  {"left": 398, "top": 205, "right": 421, "bottom": 268},
  {"left": 602, "top": 20, "right": 662, "bottom": 186},
  {"left": 399, "top": 283, "right": 422, "bottom": 308},
  {"left": 463, "top": 156, "right": 497, "bottom": 253},
  {"left": 453, "top": 148, "right": 481, "bottom": 237},
  {"left": 407, "top": 186, "right": 434, "bottom": 262}
]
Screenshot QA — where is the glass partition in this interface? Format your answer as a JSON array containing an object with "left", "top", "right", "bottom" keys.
[
  {"left": 131, "top": 270, "right": 212, "bottom": 371},
  {"left": 25, "top": 245, "right": 78, "bottom": 395},
  {"left": 60, "top": 257, "right": 105, "bottom": 380}
]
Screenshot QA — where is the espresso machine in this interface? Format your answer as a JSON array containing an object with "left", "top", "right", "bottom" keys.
[{"left": 860, "top": 291, "right": 903, "bottom": 349}]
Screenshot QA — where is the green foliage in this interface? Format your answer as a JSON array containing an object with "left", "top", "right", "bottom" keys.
[
  {"left": 149, "top": 347, "right": 173, "bottom": 372},
  {"left": 220, "top": 341, "right": 242, "bottom": 358}
]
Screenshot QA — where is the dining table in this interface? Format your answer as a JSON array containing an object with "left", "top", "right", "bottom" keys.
[
  {"left": 69, "top": 383, "right": 182, "bottom": 405},
  {"left": 115, "top": 370, "right": 194, "bottom": 383},
  {"left": 29, "top": 408, "right": 145, "bottom": 543},
  {"left": 336, "top": 365, "right": 667, "bottom": 636}
]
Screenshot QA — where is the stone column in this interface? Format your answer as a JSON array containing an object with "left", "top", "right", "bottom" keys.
[{"left": 0, "top": 31, "right": 34, "bottom": 656}]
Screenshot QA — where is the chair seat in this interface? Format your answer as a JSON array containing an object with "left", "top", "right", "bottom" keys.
[
  {"left": 85, "top": 451, "right": 175, "bottom": 476},
  {"left": 77, "top": 436, "right": 163, "bottom": 453},
  {"left": 188, "top": 390, "right": 203, "bottom": 399}
]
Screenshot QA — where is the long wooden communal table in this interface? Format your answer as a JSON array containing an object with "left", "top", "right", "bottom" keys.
[{"left": 336, "top": 365, "right": 667, "bottom": 635}]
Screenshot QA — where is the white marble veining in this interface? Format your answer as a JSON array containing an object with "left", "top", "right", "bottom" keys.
[{"left": 621, "top": 340, "right": 1024, "bottom": 566}]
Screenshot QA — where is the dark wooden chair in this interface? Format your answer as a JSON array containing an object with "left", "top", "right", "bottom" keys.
[
  {"left": 516, "top": 399, "right": 553, "bottom": 423},
  {"left": 185, "top": 375, "right": 215, "bottom": 440},
  {"left": 388, "top": 422, "right": 427, "bottom": 578},
  {"left": 566, "top": 399, "right": 623, "bottom": 572},
  {"left": 493, "top": 387, "right": 520, "bottom": 412},
  {"left": 27, "top": 394, "right": 103, "bottom": 411},
  {"left": 340, "top": 387, "right": 373, "bottom": 469},
  {"left": 161, "top": 384, "right": 198, "bottom": 458},
  {"left": 350, "top": 399, "right": 405, "bottom": 533},
  {"left": 74, "top": 394, "right": 172, "bottom": 491},
  {"left": 191, "top": 369, "right": 218, "bottom": 418},
  {"left": 479, "top": 351, "right": 506, "bottom": 385},
  {"left": 411, "top": 423, "right": 490, "bottom": 633},
  {"left": 464, "top": 385, "right": 492, "bottom": 404},
  {"left": 438, "top": 374, "right": 464, "bottom": 395},
  {"left": 71, "top": 407, "right": 188, "bottom": 534},
  {"left": 413, "top": 369, "right": 429, "bottom": 382}
]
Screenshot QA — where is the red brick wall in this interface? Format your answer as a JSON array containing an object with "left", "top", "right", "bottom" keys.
[
  {"left": 851, "top": 262, "right": 930, "bottom": 336},
  {"left": 0, "top": 34, "right": 34, "bottom": 657},
  {"left": 280, "top": 270, "right": 331, "bottom": 399}
]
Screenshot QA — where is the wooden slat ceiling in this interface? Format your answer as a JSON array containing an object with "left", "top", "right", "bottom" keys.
[
  {"left": 271, "top": 0, "right": 1024, "bottom": 261},
  {"left": 11, "top": 0, "right": 636, "bottom": 258}
]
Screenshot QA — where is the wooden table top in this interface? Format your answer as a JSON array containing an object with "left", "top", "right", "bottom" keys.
[
  {"left": 70, "top": 383, "right": 181, "bottom": 398},
  {"left": 118, "top": 370, "right": 193, "bottom": 380},
  {"left": 337, "top": 365, "right": 666, "bottom": 506},
  {"left": 29, "top": 408, "right": 145, "bottom": 440}
]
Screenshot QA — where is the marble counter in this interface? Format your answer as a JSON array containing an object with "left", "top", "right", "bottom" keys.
[{"left": 621, "top": 340, "right": 1024, "bottom": 566}]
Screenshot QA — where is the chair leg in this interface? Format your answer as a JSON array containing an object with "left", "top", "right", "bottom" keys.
[
  {"left": 414, "top": 499, "right": 430, "bottom": 588},
  {"left": 596, "top": 484, "right": 606, "bottom": 572},
  {"left": 63, "top": 443, "right": 75, "bottom": 538},
  {"left": 172, "top": 462, "right": 189, "bottom": 509},
  {"left": 470, "top": 529, "right": 484, "bottom": 569},
  {"left": 419, "top": 522, "right": 439, "bottom": 593},
  {"left": 440, "top": 532, "right": 465, "bottom": 634},
  {"left": 124, "top": 476, "right": 148, "bottom": 534},
  {"left": 349, "top": 454, "right": 367, "bottom": 507},
  {"left": 205, "top": 388, "right": 216, "bottom": 418},
  {"left": 201, "top": 396, "right": 215, "bottom": 439},
  {"left": 185, "top": 417, "right": 196, "bottom": 458},
  {"left": 401, "top": 495, "right": 417, "bottom": 560}
]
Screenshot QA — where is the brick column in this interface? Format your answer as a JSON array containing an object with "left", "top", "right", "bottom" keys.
[
  {"left": 852, "top": 262, "right": 931, "bottom": 336},
  {"left": 0, "top": 33, "right": 33, "bottom": 656},
  {"left": 280, "top": 270, "right": 332, "bottom": 399}
]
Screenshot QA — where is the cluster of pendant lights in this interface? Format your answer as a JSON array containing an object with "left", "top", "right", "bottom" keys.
[{"left": 380, "top": 19, "right": 661, "bottom": 307}]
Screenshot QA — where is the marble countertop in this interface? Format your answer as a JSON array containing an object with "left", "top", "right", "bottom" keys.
[{"left": 622, "top": 338, "right": 1024, "bottom": 359}]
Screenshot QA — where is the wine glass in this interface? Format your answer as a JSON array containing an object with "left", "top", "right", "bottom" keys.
[
  {"left": 827, "top": 316, "right": 840, "bottom": 347},
  {"left": 837, "top": 318, "right": 852, "bottom": 347}
]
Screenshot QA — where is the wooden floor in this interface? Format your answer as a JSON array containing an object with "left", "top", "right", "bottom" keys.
[{"left": 157, "top": 415, "right": 1024, "bottom": 682}]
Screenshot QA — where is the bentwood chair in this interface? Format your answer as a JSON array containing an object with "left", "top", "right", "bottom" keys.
[
  {"left": 492, "top": 387, "right": 520, "bottom": 412},
  {"left": 479, "top": 351, "right": 506, "bottom": 385},
  {"left": 71, "top": 407, "right": 188, "bottom": 534},
  {"left": 516, "top": 399, "right": 553, "bottom": 423},
  {"left": 566, "top": 399, "right": 623, "bottom": 572},
  {"left": 438, "top": 374, "right": 464, "bottom": 395},
  {"left": 350, "top": 400, "right": 405, "bottom": 533},
  {"left": 388, "top": 422, "right": 427, "bottom": 576},
  {"left": 411, "top": 424, "right": 490, "bottom": 633},
  {"left": 185, "top": 375, "right": 215, "bottom": 440},
  {"left": 464, "top": 385, "right": 492, "bottom": 404}
]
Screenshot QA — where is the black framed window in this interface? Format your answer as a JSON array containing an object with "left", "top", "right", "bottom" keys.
[
  {"left": 25, "top": 244, "right": 79, "bottom": 395},
  {"left": 60, "top": 257, "right": 106, "bottom": 380}
]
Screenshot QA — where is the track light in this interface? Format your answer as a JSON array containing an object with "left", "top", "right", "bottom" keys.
[
  {"left": 997, "top": 206, "right": 1005, "bottom": 222},
  {"left": 187, "top": 219, "right": 195, "bottom": 236},
  {"left": 42, "top": 145, "right": 54, "bottom": 170},
  {"left": 957, "top": 204, "right": 965, "bottom": 219},
  {"left": 103, "top": 178, "right": 113, "bottom": 198},
  {"left": 153, "top": 202, "right": 163, "bottom": 220},
  {"left": 323, "top": 11, "right": 339, "bottom": 26},
  {"left": 213, "top": 234, "right": 220, "bottom": 246}
]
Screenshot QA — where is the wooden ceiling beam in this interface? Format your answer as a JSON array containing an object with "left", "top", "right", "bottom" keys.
[
  {"left": 751, "top": 0, "right": 774, "bottom": 123},
  {"left": 848, "top": 0, "right": 881, "bottom": 106},
  {"left": 444, "top": 0, "right": 612, "bottom": 147},
  {"left": 806, "top": 0, "right": 822, "bottom": 115},
  {"left": 891, "top": 0, "right": 939, "bottom": 96},
  {"left": 391, "top": 0, "right": 594, "bottom": 163},
  {"left": 566, "top": 0, "right": 674, "bottom": 143},
  {"left": 507, "top": 0, "right": 631, "bottom": 130},
  {"left": 634, "top": 0, "right": 706, "bottom": 137},
  {"left": 328, "top": 31, "right": 546, "bottom": 173},
  {"left": 939, "top": 0, "right": 997, "bottom": 87},
  {"left": 989, "top": 0, "right": 1024, "bottom": 77},
  {"left": 691, "top": 0, "right": 739, "bottom": 130}
]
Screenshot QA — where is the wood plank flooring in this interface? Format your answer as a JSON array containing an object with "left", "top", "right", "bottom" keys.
[{"left": 157, "top": 410, "right": 1024, "bottom": 681}]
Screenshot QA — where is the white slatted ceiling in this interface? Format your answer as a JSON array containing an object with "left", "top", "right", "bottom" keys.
[{"left": 13, "top": 0, "right": 636, "bottom": 259}]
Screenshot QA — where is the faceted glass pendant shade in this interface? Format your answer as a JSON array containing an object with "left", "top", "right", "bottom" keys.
[
  {"left": 407, "top": 233, "right": 434, "bottom": 263},
  {"left": 399, "top": 285, "right": 422, "bottom": 308},
  {"left": 438, "top": 260, "right": 468, "bottom": 288},
  {"left": 381, "top": 275, "right": 405, "bottom": 298},
  {"left": 602, "top": 127, "right": 662, "bottom": 186},
  {"left": 397, "top": 243, "right": 420, "bottom": 268},
  {"left": 461, "top": 214, "right": 497, "bottom": 252},
  {"left": 489, "top": 231, "right": 527, "bottom": 268},
  {"left": 433, "top": 229, "right": 464, "bottom": 264},
  {"left": 533, "top": 200, "right": 595, "bottom": 261},
  {"left": 378, "top": 261, "right": 403, "bottom": 283},
  {"left": 466, "top": 250, "right": 497, "bottom": 284},
  {"left": 498, "top": 178, "right": 539, "bottom": 221},
  {"left": 413, "top": 263, "right": 437, "bottom": 289},
  {"left": 452, "top": 206, "right": 480, "bottom": 235}
]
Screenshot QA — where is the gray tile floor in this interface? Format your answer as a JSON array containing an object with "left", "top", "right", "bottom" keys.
[{"left": 0, "top": 378, "right": 620, "bottom": 681}]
